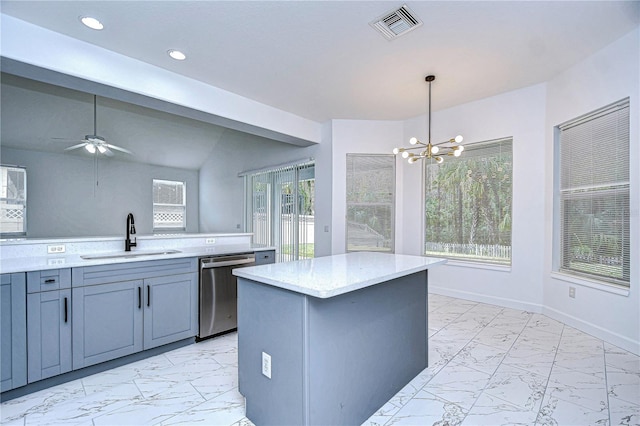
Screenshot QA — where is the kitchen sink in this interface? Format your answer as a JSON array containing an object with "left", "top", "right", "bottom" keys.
[{"left": 81, "top": 249, "right": 182, "bottom": 260}]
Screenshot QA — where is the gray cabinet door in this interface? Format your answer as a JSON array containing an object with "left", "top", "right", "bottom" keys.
[
  {"left": 72, "top": 280, "right": 143, "bottom": 369},
  {"left": 143, "top": 272, "right": 197, "bottom": 350},
  {"left": 0, "top": 273, "right": 27, "bottom": 392},
  {"left": 27, "top": 289, "right": 72, "bottom": 383}
]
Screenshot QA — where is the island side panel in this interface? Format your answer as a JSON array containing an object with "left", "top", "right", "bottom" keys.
[
  {"left": 237, "top": 277, "right": 306, "bottom": 425},
  {"left": 307, "top": 270, "right": 428, "bottom": 426}
]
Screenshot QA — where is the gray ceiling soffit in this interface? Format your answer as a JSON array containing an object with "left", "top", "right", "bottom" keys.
[{"left": 0, "top": 57, "right": 317, "bottom": 148}]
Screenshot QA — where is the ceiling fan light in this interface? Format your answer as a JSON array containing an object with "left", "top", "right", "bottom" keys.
[
  {"left": 80, "top": 16, "right": 104, "bottom": 30},
  {"left": 85, "top": 143, "right": 96, "bottom": 154},
  {"left": 97, "top": 145, "right": 107, "bottom": 154}
]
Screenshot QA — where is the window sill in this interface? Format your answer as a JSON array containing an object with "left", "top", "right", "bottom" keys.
[
  {"left": 443, "top": 259, "right": 511, "bottom": 272},
  {"left": 550, "top": 271, "right": 630, "bottom": 297}
]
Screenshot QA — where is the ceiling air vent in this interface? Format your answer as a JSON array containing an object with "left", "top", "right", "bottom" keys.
[{"left": 370, "top": 4, "right": 422, "bottom": 40}]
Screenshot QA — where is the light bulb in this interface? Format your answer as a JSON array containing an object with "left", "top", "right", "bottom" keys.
[
  {"left": 435, "top": 156, "right": 443, "bottom": 164},
  {"left": 431, "top": 146, "right": 439, "bottom": 154},
  {"left": 97, "top": 145, "right": 107, "bottom": 154},
  {"left": 85, "top": 143, "right": 96, "bottom": 154},
  {"left": 168, "top": 50, "right": 187, "bottom": 61},
  {"left": 392, "top": 148, "right": 400, "bottom": 155},
  {"left": 458, "top": 145, "right": 465, "bottom": 152},
  {"left": 409, "top": 137, "right": 418, "bottom": 145},
  {"left": 454, "top": 135, "right": 464, "bottom": 143},
  {"left": 454, "top": 149, "right": 462, "bottom": 157},
  {"left": 402, "top": 151, "right": 410, "bottom": 159},
  {"left": 408, "top": 157, "right": 418, "bottom": 164},
  {"left": 80, "top": 16, "right": 104, "bottom": 30}
]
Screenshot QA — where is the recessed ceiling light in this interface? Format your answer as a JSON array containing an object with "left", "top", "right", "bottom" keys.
[
  {"left": 80, "top": 16, "right": 104, "bottom": 30},
  {"left": 168, "top": 50, "right": 187, "bottom": 61}
]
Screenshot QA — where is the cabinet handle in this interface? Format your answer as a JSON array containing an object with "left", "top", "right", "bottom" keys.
[
  {"left": 138, "top": 286, "right": 142, "bottom": 309},
  {"left": 45, "top": 278, "right": 56, "bottom": 284},
  {"left": 64, "top": 297, "right": 68, "bottom": 323},
  {"left": 147, "top": 285, "right": 150, "bottom": 307}
]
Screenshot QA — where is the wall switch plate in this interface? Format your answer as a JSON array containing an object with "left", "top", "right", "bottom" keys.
[
  {"left": 569, "top": 286, "right": 576, "bottom": 298},
  {"left": 262, "top": 352, "right": 272, "bottom": 379},
  {"left": 47, "top": 244, "right": 66, "bottom": 254},
  {"left": 205, "top": 238, "right": 216, "bottom": 245},
  {"left": 47, "top": 258, "right": 66, "bottom": 266}
]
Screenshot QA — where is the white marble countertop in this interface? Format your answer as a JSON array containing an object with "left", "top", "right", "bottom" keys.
[
  {"left": 0, "top": 243, "right": 273, "bottom": 274},
  {"left": 233, "top": 252, "right": 446, "bottom": 298}
]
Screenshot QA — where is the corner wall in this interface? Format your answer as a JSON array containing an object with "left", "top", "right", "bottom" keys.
[
  {"left": 400, "top": 84, "right": 548, "bottom": 312},
  {"left": 543, "top": 28, "right": 640, "bottom": 354}
]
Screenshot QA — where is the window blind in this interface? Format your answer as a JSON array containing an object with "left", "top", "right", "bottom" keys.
[
  {"left": 558, "top": 99, "right": 630, "bottom": 286},
  {"left": 346, "top": 154, "right": 395, "bottom": 252},
  {"left": 245, "top": 161, "right": 315, "bottom": 262}
]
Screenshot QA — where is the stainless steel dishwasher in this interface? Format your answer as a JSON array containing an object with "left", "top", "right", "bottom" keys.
[{"left": 198, "top": 253, "right": 256, "bottom": 340}]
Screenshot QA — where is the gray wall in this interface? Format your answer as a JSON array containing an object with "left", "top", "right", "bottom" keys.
[{"left": 1, "top": 147, "right": 199, "bottom": 238}]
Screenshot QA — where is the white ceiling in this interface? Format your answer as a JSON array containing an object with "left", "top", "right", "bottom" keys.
[{"left": 2, "top": 1, "right": 638, "bottom": 123}]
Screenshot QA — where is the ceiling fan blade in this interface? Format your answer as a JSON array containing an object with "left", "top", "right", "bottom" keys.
[
  {"left": 64, "top": 142, "right": 88, "bottom": 151},
  {"left": 105, "top": 143, "right": 133, "bottom": 155}
]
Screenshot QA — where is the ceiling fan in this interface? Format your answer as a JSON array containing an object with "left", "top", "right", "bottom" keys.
[{"left": 56, "top": 95, "right": 132, "bottom": 156}]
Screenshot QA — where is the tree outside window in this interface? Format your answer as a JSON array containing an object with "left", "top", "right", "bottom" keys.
[{"left": 425, "top": 138, "right": 513, "bottom": 265}]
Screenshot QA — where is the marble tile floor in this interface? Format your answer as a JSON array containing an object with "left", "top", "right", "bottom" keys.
[{"left": 2, "top": 294, "right": 639, "bottom": 426}]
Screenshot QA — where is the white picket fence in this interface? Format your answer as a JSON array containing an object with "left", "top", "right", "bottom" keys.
[{"left": 425, "top": 242, "right": 511, "bottom": 262}]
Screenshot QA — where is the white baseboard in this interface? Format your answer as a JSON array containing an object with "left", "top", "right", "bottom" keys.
[
  {"left": 429, "top": 285, "right": 543, "bottom": 314},
  {"left": 542, "top": 306, "right": 640, "bottom": 356},
  {"left": 429, "top": 285, "right": 639, "bottom": 356}
]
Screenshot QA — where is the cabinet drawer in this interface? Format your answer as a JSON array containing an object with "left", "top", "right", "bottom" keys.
[
  {"left": 27, "top": 269, "right": 71, "bottom": 293},
  {"left": 72, "top": 258, "right": 197, "bottom": 287}
]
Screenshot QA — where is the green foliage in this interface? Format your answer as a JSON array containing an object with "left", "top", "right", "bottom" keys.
[{"left": 425, "top": 148, "right": 513, "bottom": 258}]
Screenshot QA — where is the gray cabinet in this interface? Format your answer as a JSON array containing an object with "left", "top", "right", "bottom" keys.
[
  {"left": 72, "top": 280, "right": 144, "bottom": 369},
  {"left": 27, "top": 269, "right": 72, "bottom": 383},
  {"left": 1, "top": 273, "right": 27, "bottom": 392},
  {"left": 255, "top": 250, "right": 275, "bottom": 265},
  {"left": 144, "top": 273, "right": 198, "bottom": 349},
  {"left": 72, "top": 258, "right": 197, "bottom": 369}
]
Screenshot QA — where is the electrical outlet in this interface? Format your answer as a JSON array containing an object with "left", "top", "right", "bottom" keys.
[
  {"left": 47, "top": 244, "right": 66, "bottom": 254},
  {"left": 262, "top": 352, "right": 272, "bottom": 379},
  {"left": 569, "top": 286, "right": 576, "bottom": 298},
  {"left": 47, "top": 258, "right": 66, "bottom": 266},
  {"left": 205, "top": 238, "right": 216, "bottom": 245},
  {"left": 324, "top": 225, "right": 329, "bottom": 232},
  {"left": 236, "top": 224, "right": 241, "bottom": 229}
]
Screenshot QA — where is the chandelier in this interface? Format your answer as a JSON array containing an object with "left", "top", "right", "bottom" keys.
[{"left": 393, "top": 75, "right": 464, "bottom": 164}]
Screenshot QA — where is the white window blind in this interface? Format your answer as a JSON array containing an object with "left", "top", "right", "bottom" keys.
[
  {"left": 346, "top": 154, "right": 395, "bottom": 252},
  {"left": 0, "top": 165, "right": 27, "bottom": 236},
  {"left": 153, "top": 179, "right": 186, "bottom": 231},
  {"left": 424, "top": 138, "right": 513, "bottom": 265},
  {"left": 245, "top": 161, "right": 315, "bottom": 262},
  {"left": 557, "top": 99, "right": 630, "bottom": 286}
]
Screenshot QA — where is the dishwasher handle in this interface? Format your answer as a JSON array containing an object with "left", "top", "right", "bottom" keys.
[{"left": 201, "top": 256, "right": 255, "bottom": 269}]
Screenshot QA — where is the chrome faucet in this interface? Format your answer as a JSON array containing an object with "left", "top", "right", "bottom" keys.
[{"left": 125, "top": 213, "right": 137, "bottom": 251}]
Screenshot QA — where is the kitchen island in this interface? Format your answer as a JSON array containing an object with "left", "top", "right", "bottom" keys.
[{"left": 233, "top": 252, "right": 446, "bottom": 426}]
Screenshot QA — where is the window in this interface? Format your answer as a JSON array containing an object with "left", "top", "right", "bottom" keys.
[
  {"left": 556, "top": 100, "right": 630, "bottom": 287},
  {"left": 346, "top": 154, "right": 395, "bottom": 252},
  {"left": 153, "top": 179, "right": 186, "bottom": 231},
  {"left": 1, "top": 165, "right": 27, "bottom": 236},
  {"left": 424, "top": 138, "right": 513, "bottom": 265},
  {"left": 244, "top": 161, "right": 315, "bottom": 262}
]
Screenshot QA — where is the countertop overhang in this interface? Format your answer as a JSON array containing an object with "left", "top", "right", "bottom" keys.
[{"left": 233, "top": 252, "right": 446, "bottom": 298}]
